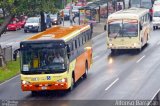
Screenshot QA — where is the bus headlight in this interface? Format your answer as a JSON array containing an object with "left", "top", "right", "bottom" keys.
[
  {"left": 57, "top": 78, "right": 67, "bottom": 83},
  {"left": 133, "top": 43, "right": 137, "bottom": 47},
  {"left": 109, "top": 43, "right": 113, "bottom": 47},
  {"left": 22, "top": 80, "right": 30, "bottom": 85}
]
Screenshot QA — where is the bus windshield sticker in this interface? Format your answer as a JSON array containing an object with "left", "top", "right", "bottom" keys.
[{"left": 23, "top": 65, "right": 29, "bottom": 71}]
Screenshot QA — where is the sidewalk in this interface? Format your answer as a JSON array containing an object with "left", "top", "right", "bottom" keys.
[{"left": 92, "top": 18, "right": 106, "bottom": 37}]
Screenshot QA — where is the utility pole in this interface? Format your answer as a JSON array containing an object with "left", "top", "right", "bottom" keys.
[
  {"left": 70, "top": 0, "right": 73, "bottom": 25},
  {"left": 107, "top": 0, "right": 109, "bottom": 18},
  {"left": 62, "top": 0, "right": 65, "bottom": 26}
]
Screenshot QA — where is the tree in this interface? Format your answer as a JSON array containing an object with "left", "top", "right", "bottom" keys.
[{"left": 0, "top": 0, "right": 57, "bottom": 36}]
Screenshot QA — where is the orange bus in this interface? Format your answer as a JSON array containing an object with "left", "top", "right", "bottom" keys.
[{"left": 15, "top": 25, "right": 92, "bottom": 95}]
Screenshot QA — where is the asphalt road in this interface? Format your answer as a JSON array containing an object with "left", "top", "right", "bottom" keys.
[{"left": 1, "top": 24, "right": 160, "bottom": 106}]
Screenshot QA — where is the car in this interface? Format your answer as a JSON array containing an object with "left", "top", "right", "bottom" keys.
[
  {"left": 17, "top": 15, "right": 27, "bottom": 28},
  {"left": 24, "top": 17, "right": 41, "bottom": 33},
  {"left": 7, "top": 18, "right": 21, "bottom": 31},
  {"left": 50, "top": 13, "right": 62, "bottom": 25},
  {"left": 17, "top": 20, "right": 26, "bottom": 28},
  {"left": 63, "top": 9, "right": 70, "bottom": 20},
  {"left": 72, "top": 6, "right": 81, "bottom": 17},
  {"left": 76, "top": 2, "right": 87, "bottom": 6},
  {"left": 152, "top": 5, "right": 160, "bottom": 30}
]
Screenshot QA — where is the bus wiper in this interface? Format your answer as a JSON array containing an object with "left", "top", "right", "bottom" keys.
[{"left": 114, "top": 33, "right": 119, "bottom": 39}]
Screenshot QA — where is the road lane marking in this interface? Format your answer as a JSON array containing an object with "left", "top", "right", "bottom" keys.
[
  {"left": 105, "top": 78, "right": 119, "bottom": 91},
  {"left": 0, "top": 75, "right": 20, "bottom": 86},
  {"left": 136, "top": 55, "right": 145, "bottom": 63},
  {"left": 92, "top": 32, "right": 106, "bottom": 41},
  {"left": 157, "top": 41, "right": 160, "bottom": 45},
  {"left": 151, "top": 88, "right": 160, "bottom": 101}
]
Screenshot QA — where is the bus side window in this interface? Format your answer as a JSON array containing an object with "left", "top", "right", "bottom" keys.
[
  {"left": 141, "top": 17, "right": 144, "bottom": 24},
  {"left": 78, "top": 38, "right": 81, "bottom": 47},
  {"left": 75, "top": 40, "right": 77, "bottom": 49},
  {"left": 83, "top": 33, "right": 86, "bottom": 43},
  {"left": 85, "top": 32, "right": 88, "bottom": 42},
  {"left": 67, "top": 44, "right": 71, "bottom": 58},
  {"left": 76, "top": 39, "right": 79, "bottom": 48},
  {"left": 72, "top": 41, "right": 75, "bottom": 51}
]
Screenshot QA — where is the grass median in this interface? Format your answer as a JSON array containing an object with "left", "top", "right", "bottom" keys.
[{"left": 0, "top": 59, "right": 20, "bottom": 83}]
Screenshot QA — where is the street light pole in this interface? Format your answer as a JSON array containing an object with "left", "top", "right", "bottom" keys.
[{"left": 70, "top": 0, "right": 73, "bottom": 25}]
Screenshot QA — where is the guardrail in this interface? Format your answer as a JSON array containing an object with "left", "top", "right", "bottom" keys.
[{"left": 0, "top": 45, "right": 12, "bottom": 67}]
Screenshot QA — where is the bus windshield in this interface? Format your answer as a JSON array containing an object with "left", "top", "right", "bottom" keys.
[
  {"left": 123, "top": 19, "right": 138, "bottom": 37},
  {"left": 108, "top": 20, "right": 123, "bottom": 38},
  {"left": 21, "top": 45, "right": 67, "bottom": 74},
  {"left": 108, "top": 19, "right": 138, "bottom": 38}
]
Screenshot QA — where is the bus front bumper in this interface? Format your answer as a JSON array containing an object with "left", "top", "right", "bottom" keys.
[
  {"left": 21, "top": 82, "right": 68, "bottom": 91},
  {"left": 107, "top": 44, "right": 141, "bottom": 49}
]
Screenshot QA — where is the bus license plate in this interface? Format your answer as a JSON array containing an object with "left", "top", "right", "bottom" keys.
[{"left": 41, "top": 86, "right": 47, "bottom": 90}]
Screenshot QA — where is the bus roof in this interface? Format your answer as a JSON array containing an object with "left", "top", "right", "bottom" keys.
[
  {"left": 27, "top": 25, "right": 90, "bottom": 42},
  {"left": 108, "top": 8, "right": 149, "bottom": 20}
]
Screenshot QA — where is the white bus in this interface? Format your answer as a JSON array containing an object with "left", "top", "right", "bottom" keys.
[{"left": 105, "top": 8, "right": 151, "bottom": 53}]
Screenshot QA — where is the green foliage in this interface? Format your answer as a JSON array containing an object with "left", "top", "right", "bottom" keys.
[
  {"left": 0, "top": 59, "right": 20, "bottom": 83},
  {"left": 0, "top": 0, "right": 58, "bottom": 16}
]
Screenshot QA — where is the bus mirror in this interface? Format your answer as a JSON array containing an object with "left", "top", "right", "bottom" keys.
[
  {"left": 67, "top": 53, "right": 70, "bottom": 59},
  {"left": 13, "top": 49, "right": 19, "bottom": 61},
  {"left": 104, "top": 25, "right": 107, "bottom": 31},
  {"left": 140, "top": 24, "right": 143, "bottom": 30},
  {"left": 66, "top": 45, "right": 70, "bottom": 59}
]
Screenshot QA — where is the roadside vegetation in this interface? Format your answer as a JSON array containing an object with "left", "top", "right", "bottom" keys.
[{"left": 0, "top": 59, "right": 20, "bottom": 83}]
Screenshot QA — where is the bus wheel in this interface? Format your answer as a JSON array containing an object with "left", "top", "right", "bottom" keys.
[
  {"left": 83, "top": 62, "right": 88, "bottom": 79},
  {"left": 111, "top": 49, "right": 116, "bottom": 55},
  {"left": 156, "top": 26, "right": 158, "bottom": 29},
  {"left": 135, "top": 48, "right": 141, "bottom": 54},
  {"left": 31, "top": 91, "right": 38, "bottom": 96},
  {"left": 153, "top": 26, "right": 156, "bottom": 30},
  {"left": 68, "top": 76, "right": 74, "bottom": 91}
]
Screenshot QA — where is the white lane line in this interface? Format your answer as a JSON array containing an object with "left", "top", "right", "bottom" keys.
[
  {"left": 147, "top": 88, "right": 160, "bottom": 106},
  {"left": 0, "top": 75, "right": 20, "bottom": 86},
  {"left": 93, "top": 56, "right": 99, "bottom": 59},
  {"left": 151, "top": 88, "right": 160, "bottom": 101},
  {"left": 92, "top": 32, "right": 106, "bottom": 41},
  {"left": 157, "top": 41, "right": 160, "bottom": 45},
  {"left": 105, "top": 78, "right": 119, "bottom": 91},
  {"left": 136, "top": 55, "right": 146, "bottom": 63}
]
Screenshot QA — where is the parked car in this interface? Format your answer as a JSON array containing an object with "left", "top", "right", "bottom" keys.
[
  {"left": 24, "top": 17, "right": 41, "bottom": 33},
  {"left": 17, "top": 20, "right": 26, "bottom": 28},
  {"left": 152, "top": 5, "right": 160, "bottom": 30},
  {"left": 76, "top": 2, "right": 87, "bottom": 6},
  {"left": 63, "top": 9, "right": 70, "bottom": 20},
  {"left": 50, "top": 13, "right": 62, "bottom": 25},
  {"left": 7, "top": 19, "right": 21, "bottom": 31}
]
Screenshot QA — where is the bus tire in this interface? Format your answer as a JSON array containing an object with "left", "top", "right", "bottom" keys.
[
  {"left": 153, "top": 26, "right": 156, "bottom": 30},
  {"left": 68, "top": 73, "right": 75, "bottom": 91},
  {"left": 135, "top": 48, "right": 141, "bottom": 54},
  {"left": 111, "top": 49, "right": 116, "bottom": 55},
  {"left": 83, "top": 61, "right": 88, "bottom": 79},
  {"left": 156, "top": 26, "right": 158, "bottom": 29},
  {"left": 24, "top": 30, "right": 27, "bottom": 33},
  {"left": 31, "top": 91, "right": 38, "bottom": 96}
]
